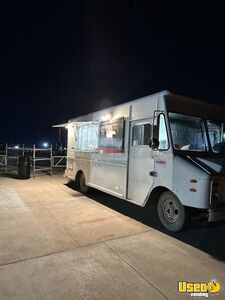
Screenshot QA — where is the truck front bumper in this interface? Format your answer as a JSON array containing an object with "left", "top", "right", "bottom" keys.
[{"left": 208, "top": 207, "right": 225, "bottom": 222}]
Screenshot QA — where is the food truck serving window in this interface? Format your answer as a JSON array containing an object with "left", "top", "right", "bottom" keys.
[
  {"left": 76, "top": 123, "right": 99, "bottom": 151},
  {"left": 99, "top": 117, "right": 124, "bottom": 153}
]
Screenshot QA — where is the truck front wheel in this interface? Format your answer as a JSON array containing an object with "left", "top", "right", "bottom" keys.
[{"left": 158, "top": 191, "right": 190, "bottom": 232}]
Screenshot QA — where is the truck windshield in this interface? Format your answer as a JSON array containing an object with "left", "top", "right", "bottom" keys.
[
  {"left": 169, "top": 113, "right": 208, "bottom": 151},
  {"left": 207, "top": 120, "right": 225, "bottom": 153}
]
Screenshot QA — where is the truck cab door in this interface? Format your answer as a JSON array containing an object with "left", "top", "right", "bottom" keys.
[{"left": 127, "top": 119, "right": 154, "bottom": 204}]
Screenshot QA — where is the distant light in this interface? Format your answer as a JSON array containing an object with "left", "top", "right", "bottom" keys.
[
  {"left": 14, "top": 145, "right": 19, "bottom": 149},
  {"left": 42, "top": 142, "right": 49, "bottom": 148},
  {"left": 101, "top": 113, "right": 111, "bottom": 121},
  {"left": 65, "top": 124, "right": 68, "bottom": 129}
]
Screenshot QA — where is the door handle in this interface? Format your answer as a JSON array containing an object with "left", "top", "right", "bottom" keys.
[{"left": 149, "top": 171, "right": 157, "bottom": 177}]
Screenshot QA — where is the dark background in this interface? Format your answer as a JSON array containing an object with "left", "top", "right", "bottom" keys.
[{"left": 1, "top": 1, "right": 225, "bottom": 145}]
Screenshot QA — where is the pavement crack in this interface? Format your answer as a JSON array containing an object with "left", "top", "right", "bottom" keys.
[
  {"left": 105, "top": 242, "right": 170, "bottom": 300},
  {"left": 43, "top": 206, "right": 81, "bottom": 247},
  {"left": 0, "top": 247, "right": 75, "bottom": 268}
]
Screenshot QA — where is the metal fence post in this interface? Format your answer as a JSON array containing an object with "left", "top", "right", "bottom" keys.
[
  {"left": 50, "top": 144, "right": 53, "bottom": 176},
  {"left": 33, "top": 144, "right": 35, "bottom": 178},
  {"left": 5, "top": 143, "right": 8, "bottom": 173}
]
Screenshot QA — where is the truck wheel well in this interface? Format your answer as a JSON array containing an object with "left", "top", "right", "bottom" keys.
[{"left": 146, "top": 186, "right": 169, "bottom": 206}]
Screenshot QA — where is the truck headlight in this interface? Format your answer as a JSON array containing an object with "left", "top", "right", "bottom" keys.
[{"left": 211, "top": 181, "right": 220, "bottom": 204}]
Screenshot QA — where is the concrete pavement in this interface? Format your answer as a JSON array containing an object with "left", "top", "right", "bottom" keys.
[{"left": 0, "top": 175, "right": 224, "bottom": 299}]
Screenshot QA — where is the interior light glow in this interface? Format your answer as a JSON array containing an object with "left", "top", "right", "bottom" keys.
[{"left": 101, "top": 114, "right": 111, "bottom": 121}]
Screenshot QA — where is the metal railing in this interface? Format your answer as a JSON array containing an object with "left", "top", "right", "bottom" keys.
[
  {"left": 0, "top": 144, "right": 67, "bottom": 177},
  {"left": 52, "top": 156, "right": 67, "bottom": 168}
]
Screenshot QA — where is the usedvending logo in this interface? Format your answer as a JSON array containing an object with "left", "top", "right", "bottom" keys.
[{"left": 178, "top": 279, "right": 221, "bottom": 298}]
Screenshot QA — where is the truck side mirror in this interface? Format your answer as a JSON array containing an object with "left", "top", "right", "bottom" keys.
[{"left": 149, "top": 138, "right": 159, "bottom": 149}]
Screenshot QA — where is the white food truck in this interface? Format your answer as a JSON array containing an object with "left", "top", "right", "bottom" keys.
[{"left": 64, "top": 90, "right": 225, "bottom": 231}]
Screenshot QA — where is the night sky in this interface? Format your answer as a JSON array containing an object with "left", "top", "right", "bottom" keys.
[{"left": 1, "top": 1, "right": 225, "bottom": 145}]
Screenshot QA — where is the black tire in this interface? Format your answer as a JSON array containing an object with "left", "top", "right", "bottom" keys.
[
  {"left": 79, "top": 172, "right": 90, "bottom": 194},
  {"left": 158, "top": 191, "right": 190, "bottom": 232}
]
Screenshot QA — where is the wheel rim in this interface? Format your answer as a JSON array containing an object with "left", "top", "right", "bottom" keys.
[{"left": 163, "top": 198, "right": 179, "bottom": 223}]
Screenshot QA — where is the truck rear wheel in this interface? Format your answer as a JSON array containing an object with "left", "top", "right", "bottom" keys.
[
  {"left": 158, "top": 191, "right": 190, "bottom": 232},
  {"left": 79, "top": 172, "right": 90, "bottom": 194}
]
